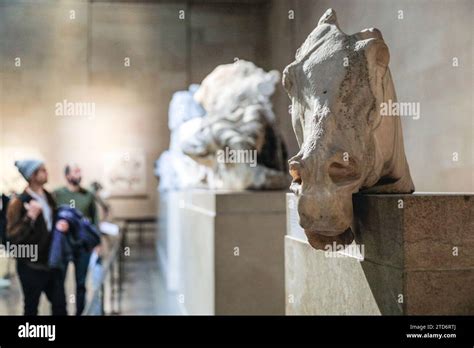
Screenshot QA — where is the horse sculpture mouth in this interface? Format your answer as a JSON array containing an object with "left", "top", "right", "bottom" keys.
[{"left": 304, "top": 227, "right": 354, "bottom": 250}]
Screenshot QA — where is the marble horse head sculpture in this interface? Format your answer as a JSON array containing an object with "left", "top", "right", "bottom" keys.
[{"left": 283, "top": 9, "right": 415, "bottom": 249}]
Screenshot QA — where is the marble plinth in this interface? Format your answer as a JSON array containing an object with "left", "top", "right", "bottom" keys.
[
  {"left": 285, "top": 193, "right": 474, "bottom": 315},
  {"left": 160, "top": 189, "right": 287, "bottom": 315}
]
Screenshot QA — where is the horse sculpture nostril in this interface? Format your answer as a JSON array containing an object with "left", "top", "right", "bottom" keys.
[
  {"left": 290, "top": 169, "right": 302, "bottom": 184},
  {"left": 289, "top": 162, "right": 302, "bottom": 184}
]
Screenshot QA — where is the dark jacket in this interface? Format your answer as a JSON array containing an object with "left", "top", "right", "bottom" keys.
[
  {"left": 6, "top": 189, "right": 56, "bottom": 270},
  {"left": 48, "top": 206, "right": 101, "bottom": 270}
]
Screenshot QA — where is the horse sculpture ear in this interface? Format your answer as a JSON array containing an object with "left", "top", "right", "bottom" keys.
[
  {"left": 356, "top": 28, "right": 390, "bottom": 68},
  {"left": 318, "top": 8, "right": 339, "bottom": 27},
  {"left": 357, "top": 27, "right": 383, "bottom": 40},
  {"left": 367, "top": 39, "right": 390, "bottom": 69}
]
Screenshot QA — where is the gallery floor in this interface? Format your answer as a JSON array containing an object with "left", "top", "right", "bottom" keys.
[
  {"left": 119, "top": 234, "right": 180, "bottom": 315},
  {"left": 0, "top": 233, "right": 180, "bottom": 316}
]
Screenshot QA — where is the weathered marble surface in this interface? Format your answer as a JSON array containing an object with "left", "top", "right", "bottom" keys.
[
  {"left": 182, "top": 60, "right": 290, "bottom": 190},
  {"left": 283, "top": 9, "right": 414, "bottom": 249}
]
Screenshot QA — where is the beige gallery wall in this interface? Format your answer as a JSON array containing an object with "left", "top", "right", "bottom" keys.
[
  {"left": 1, "top": 0, "right": 472, "bottom": 223},
  {"left": 0, "top": 0, "right": 267, "bottom": 217},
  {"left": 267, "top": 0, "right": 473, "bottom": 193}
]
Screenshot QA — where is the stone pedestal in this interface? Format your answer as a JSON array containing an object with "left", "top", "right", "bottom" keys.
[
  {"left": 285, "top": 193, "right": 474, "bottom": 315},
  {"left": 166, "top": 189, "right": 287, "bottom": 315},
  {"left": 157, "top": 189, "right": 182, "bottom": 292}
]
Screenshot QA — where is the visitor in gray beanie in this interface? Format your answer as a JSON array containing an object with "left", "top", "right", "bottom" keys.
[
  {"left": 7, "top": 158, "right": 68, "bottom": 315},
  {"left": 14, "top": 159, "right": 44, "bottom": 181}
]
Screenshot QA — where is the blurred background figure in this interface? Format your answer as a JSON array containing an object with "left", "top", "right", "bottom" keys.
[
  {"left": 54, "top": 164, "right": 99, "bottom": 315},
  {"left": 0, "top": 193, "right": 12, "bottom": 289},
  {"left": 7, "top": 160, "right": 67, "bottom": 315}
]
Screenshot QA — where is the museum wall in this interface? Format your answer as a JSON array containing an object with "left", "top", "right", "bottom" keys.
[
  {"left": 0, "top": 0, "right": 267, "bottom": 217},
  {"left": 1, "top": 0, "right": 472, "bottom": 221},
  {"left": 188, "top": 2, "right": 267, "bottom": 83},
  {"left": 267, "top": 0, "right": 473, "bottom": 193}
]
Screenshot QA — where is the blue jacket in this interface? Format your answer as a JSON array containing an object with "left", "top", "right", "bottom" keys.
[{"left": 48, "top": 206, "right": 101, "bottom": 270}]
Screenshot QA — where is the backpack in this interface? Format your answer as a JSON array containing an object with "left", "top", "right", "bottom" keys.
[
  {"left": 0, "top": 193, "right": 32, "bottom": 246},
  {"left": 0, "top": 194, "right": 10, "bottom": 245}
]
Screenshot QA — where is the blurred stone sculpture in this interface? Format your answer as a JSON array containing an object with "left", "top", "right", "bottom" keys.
[
  {"left": 155, "top": 85, "right": 209, "bottom": 191},
  {"left": 181, "top": 60, "right": 289, "bottom": 190},
  {"left": 283, "top": 9, "right": 415, "bottom": 249}
]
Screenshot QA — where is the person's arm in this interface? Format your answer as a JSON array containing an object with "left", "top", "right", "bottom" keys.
[{"left": 6, "top": 198, "right": 40, "bottom": 244}]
